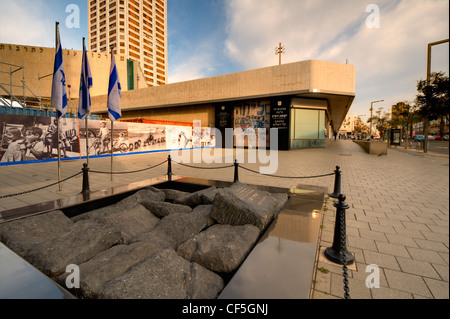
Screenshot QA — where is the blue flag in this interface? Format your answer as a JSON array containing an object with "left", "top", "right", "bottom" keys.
[
  {"left": 51, "top": 23, "right": 68, "bottom": 118},
  {"left": 107, "top": 51, "right": 122, "bottom": 121},
  {"left": 78, "top": 39, "right": 92, "bottom": 119}
]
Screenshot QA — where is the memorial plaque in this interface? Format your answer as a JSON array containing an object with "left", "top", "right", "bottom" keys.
[
  {"left": 270, "top": 98, "right": 290, "bottom": 150},
  {"left": 210, "top": 182, "right": 278, "bottom": 230}
]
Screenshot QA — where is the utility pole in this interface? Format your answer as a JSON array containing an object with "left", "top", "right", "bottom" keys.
[
  {"left": 424, "top": 39, "right": 449, "bottom": 153},
  {"left": 275, "top": 42, "right": 285, "bottom": 65}
]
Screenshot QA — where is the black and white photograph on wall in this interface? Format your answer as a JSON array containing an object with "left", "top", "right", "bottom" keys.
[
  {"left": 127, "top": 122, "right": 166, "bottom": 153},
  {"left": 0, "top": 114, "right": 80, "bottom": 163},
  {"left": 201, "top": 127, "right": 216, "bottom": 147},
  {"left": 79, "top": 119, "right": 128, "bottom": 156},
  {"left": 166, "top": 125, "right": 193, "bottom": 150}
]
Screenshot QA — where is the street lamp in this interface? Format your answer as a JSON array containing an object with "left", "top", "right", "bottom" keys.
[{"left": 370, "top": 100, "right": 384, "bottom": 139}]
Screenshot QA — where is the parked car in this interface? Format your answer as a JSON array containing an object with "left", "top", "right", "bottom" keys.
[
  {"left": 414, "top": 135, "right": 425, "bottom": 142},
  {"left": 428, "top": 135, "right": 436, "bottom": 140},
  {"left": 443, "top": 135, "right": 449, "bottom": 141}
]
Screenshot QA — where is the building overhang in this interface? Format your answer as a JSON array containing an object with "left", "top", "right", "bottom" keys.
[{"left": 89, "top": 59, "right": 355, "bottom": 129}]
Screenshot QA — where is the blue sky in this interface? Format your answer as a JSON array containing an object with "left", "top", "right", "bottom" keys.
[{"left": 0, "top": 0, "right": 448, "bottom": 122}]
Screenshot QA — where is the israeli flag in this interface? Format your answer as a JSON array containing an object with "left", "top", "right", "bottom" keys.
[
  {"left": 78, "top": 39, "right": 92, "bottom": 119},
  {"left": 107, "top": 51, "right": 122, "bottom": 121},
  {"left": 51, "top": 23, "right": 68, "bottom": 118}
]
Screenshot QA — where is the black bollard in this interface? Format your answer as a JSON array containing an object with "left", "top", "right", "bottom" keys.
[
  {"left": 324, "top": 193, "right": 354, "bottom": 265},
  {"left": 167, "top": 155, "right": 173, "bottom": 181},
  {"left": 80, "top": 163, "right": 90, "bottom": 195},
  {"left": 330, "top": 166, "right": 341, "bottom": 198},
  {"left": 234, "top": 159, "right": 239, "bottom": 183}
]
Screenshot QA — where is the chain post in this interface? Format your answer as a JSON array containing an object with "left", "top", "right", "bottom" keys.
[
  {"left": 330, "top": 165, "right": 341, "bottom": 198},
  {"left": 324, "top": 193, "right": 354, "bottom": 265},
  {"left": 234, "top": 159, "right": 239, "bottom": 183},
  {"left": 167, "top": 155, "right": 173, "bottom": 181},
  {"left": 80, "top": 163, "right": 90, "bottom": 195}
]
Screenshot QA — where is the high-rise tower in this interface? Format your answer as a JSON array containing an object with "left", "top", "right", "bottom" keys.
[{"left": 88, "top": 0, "right": 167, "bottom": 86}]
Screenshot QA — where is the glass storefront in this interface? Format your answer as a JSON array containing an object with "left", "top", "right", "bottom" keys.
[{"left": 289, "top": 99, "right": 327, "bottom": 149}]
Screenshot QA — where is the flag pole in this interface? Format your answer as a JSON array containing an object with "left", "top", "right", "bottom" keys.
[
  {"left": 83, "top": 37, "right": 90, "bottom": 168},
  {"left": 110, "top": 45, "right": 114, "bottom": 181},
  {"left": 111, "top": 120, "right": 114, "bottom": 181},
  {"left": 55, "top": 21, "right": 62, "bottom": 191}
]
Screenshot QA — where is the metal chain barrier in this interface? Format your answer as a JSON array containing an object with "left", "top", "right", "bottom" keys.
[
  {"left": 340, "top": 203, "right": 351, "bottom": 299},
  {"left": 0, "top": 171, "right": 83, "bottom": 199},
  {"left": 239, "top": 165, "right": 335, "bottom": 179},
  {"left": 89, "top": 159, "right": 168, "bottom": 175},
  {"left": 172, "top": 160, "right": 235, "bottom": 170}
]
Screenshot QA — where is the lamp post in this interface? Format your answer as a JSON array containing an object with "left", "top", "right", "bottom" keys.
[
  {"left": 369, "top": 100, "right": 384, "bottom": 140},
  {"left": 424, "top": 39, "right": 449, "bottom": 153}
]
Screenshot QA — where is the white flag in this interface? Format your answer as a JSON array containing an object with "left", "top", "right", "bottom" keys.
[
  {"left": 107, "top": 51, "right": 122, "bottom": 121},
  {"left": 51, "top": 24, "right": 68, "bottom": 118},
  {"left": 78, "top": 39, "right": 92, "bottom": 119}
]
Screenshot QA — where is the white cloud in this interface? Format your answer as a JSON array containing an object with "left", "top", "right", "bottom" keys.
[
  {"left": 0, "top": 0, "right": 54, "bottom": 47},
  {"left": 223, "top": 0, "right": 449, "bottom": 119}
]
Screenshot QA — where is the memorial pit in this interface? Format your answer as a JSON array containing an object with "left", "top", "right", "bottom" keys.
[{"left": 0, "top": 181, "right": 290, "bottom": 299}]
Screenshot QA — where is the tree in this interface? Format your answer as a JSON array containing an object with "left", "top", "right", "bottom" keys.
[
  {"left": 416, "top": 71, "right": 449, "bottom": 143},
  {"left": 390, "top": 101, "right": 421, "bottom": 148},
  {"left": 367, "top": 107, "right": 390, "bottom": 139}
]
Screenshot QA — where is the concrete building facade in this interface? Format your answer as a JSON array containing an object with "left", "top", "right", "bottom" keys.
[
  {"left": 87, "top": 60, "right": 356, "bottom": 149},
  {"left": 0, "top": 43, "right": 131, "bottom": 113},
  {"left": 88, "top": 0, "right": 168, "bottom": 87}
]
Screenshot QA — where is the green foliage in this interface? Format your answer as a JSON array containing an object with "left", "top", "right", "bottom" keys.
[{"left": 416, "top": 71, "right": 449, "bottom": 121}]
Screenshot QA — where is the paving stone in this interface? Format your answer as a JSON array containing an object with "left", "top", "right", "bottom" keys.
[
  {"left": 384, "top": 269, "right": 433, "bottom": 298},
  {"left": 396, "top": 257, "right": 441, "bottom": 279},
  {"left": 414, "top": 238, "right": 448, "bottom": 253},
  {"left": 423, "top": 278, "right": 449, "bottom": 299},
  {"left": 359, "top": 229, "right": 388, "bottom": 242},
  {"left": 431, "top": 264, "right": 449, "bottom": 282},
  {"left": 370, "top": 286, "right": 414, "bottom": 299},
  {"left": 385, "top": 233, "right": 419, "bottom": 248},
  {"left": 363, "top": 250, "right": 401, "bottom": 271},
  {"left": 375, "top": 242, "right": 411, "bottom": 258},
  {"left": 407, "top": 247, "right": 447, "bottom": 265}
]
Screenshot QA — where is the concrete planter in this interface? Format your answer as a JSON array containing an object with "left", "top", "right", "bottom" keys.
[{"left": 353, "top": 140, "right": 388, "bottom": 155}]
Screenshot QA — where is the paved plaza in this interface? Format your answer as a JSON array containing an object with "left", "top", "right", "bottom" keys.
[{"left": 0, "top": 139, "right": 448, "bottom": 299}]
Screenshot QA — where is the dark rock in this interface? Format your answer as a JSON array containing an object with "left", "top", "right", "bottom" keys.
[
  {"left": 174, "top": 186, "right": 218, "bottom": 206},
  {"left": 177, "top": 224, "right": 260, "bottom": 273},
  {"left": 26, "top": 219, "right": 123, "bottom": 277},
  {"left": 153, "top": 212, "right": 211, "bottom": 247},
  {"left": 210, "top": 182, "right": 278, "bottom": 230},
  {"left": 271, "top": 192, "right": 289, "bottom": 214},
  {"left": 141, "top": 200, "right": 192, "bottom": 218},
  {"left": 0, "top": 210, "right": 73, "bottom": 258},
  {"left": 99, "top": 248, "right": 223, "bottom": 299},
  {"left": 116, "top": 188, "right": 165, "bottom": 207},
  {"left": 95, "top": 204, "right": 160, "bottom": 243},
  {"left": 58, "top": 241, "right": 163, "bottom": 299},
  {"left": 160, "top": 188, "right": 190, "bottom": 201},
  {"left": 192, "top": 205, "right": 215, "bottom": 228},
  {"left": 131, "top": 227, "right": 177, "bottom": 248}
]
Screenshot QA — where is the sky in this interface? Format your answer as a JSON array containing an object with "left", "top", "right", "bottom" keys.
[{"left": 0, "top": 0, "right": 448, "bottom": 123}]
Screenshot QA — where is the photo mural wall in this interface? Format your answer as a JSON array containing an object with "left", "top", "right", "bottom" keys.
[
  {"left": 234, "top": 100, "right": 271, "bottom": 148},
  {"left": 0, "top": 114, "right": 214, "bottom": 166}
]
